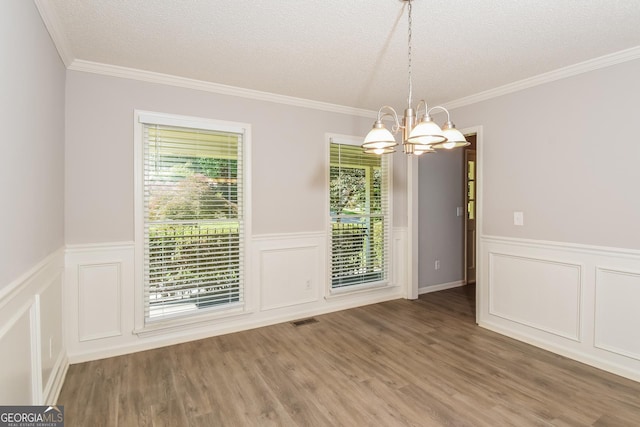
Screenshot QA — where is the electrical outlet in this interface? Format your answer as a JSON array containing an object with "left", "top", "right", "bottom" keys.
[
  {"left": 305, "top": 280, "right": 312, "bottom": 290},
  {"left": 435, "top": 260, "right": 441, "bottom": 270}
]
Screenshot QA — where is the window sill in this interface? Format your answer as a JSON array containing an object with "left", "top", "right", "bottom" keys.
[
  {"left": 325, "top": 281, "right": 397, "bottom": 300},
  {"left": 133, "top": 302, "right": 250, "bottom": 338}
]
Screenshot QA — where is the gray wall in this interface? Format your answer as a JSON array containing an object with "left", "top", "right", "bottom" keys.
[
  {"left": 65, "top": 71, "right": 408, "bottom": 244},
  {"left": 0, "top": 0, "right": 65, "bottom": 289},
  {"left": 418, "top": 150, "right": 465, "bottom": 288},
  {"left": 453, "top": 59, "right": 640, "bottom": 250}
]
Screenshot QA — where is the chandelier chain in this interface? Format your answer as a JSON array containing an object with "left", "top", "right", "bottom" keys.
[
  {"left": 360, "top": 0, "right": 469, "bottom": 155},
  {"left": 407, "top": 0, "right": 413, "bottom": 109}
]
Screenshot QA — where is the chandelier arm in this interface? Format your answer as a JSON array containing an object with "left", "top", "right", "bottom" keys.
[
  {"left": 427, "top": 105, "right": 452, "bottom": 122},
  {"left": 377, "top": 105, "right": 401, "bottom": 131},
  {"left": 415, "top": 99, "right": 428, "bottom": 119}
]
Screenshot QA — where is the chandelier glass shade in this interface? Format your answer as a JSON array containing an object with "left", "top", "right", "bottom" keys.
[{"left": 362, "top": 0, "right": 469, "bottom": 155}]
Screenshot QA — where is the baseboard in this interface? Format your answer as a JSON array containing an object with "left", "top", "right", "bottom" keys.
[
  {"left": 67, "top": 290, "right": 401, "bottom": 364},
  {"left": 45, "top": 353, "right": 69, "bottom": 404},
  {"left": 419, "top": 280, "right": 466, "bottom": 295},
  {"left": 0, "top": 247, "right": 65, "bottom": 404},
  {"left": 479, "top": 235, "right": 640, "bottom": 383},
  {"left": 480, "top": 319, "right": 640, "bottom": 383}
]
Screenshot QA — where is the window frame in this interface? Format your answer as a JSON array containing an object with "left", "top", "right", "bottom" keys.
[
  {"left": 326, "top": 133, "right": 393, "bottom": 296},
  {"left": 134, "top": 110, "right": 252, "bottom": 334}
]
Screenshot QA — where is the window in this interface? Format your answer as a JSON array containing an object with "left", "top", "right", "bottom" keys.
[
  {"left": 329, "top": 135, "right": 391, "bottom": 292},
  {"left": 135, "top": 112, "right": 249, "bottom": 328}
]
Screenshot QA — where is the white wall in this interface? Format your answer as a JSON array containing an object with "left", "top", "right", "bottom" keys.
[
  {"left": 65, "top": 71, "right": 408, "bottom": 244},
  {"left": 0, "top": 0, "right": 65, "bottom": 289},
  {"left": 63, "top": 70, "right": 409, "bottom": 361},
  {"left": 454, "top": 59, "right": 640, "bottom": 249},
  {"left": 0, "top": 0, "right": 67, "bottom": 404},
  {"left": 454, "top": 58, "right": 640, "bottom": 380}
]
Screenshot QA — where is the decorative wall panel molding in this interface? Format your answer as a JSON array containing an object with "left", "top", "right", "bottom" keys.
[
  {"left": 594, "top": 267, "right": 640, "bottom": 361},
  {"left": 78, "top": 263, "right": 122, "bottom": 341},
  {"left": 259, "top": 246, "right": 320, "bottom": 311},
  {"left": 393, "top": 227, "right": 408, "bottom": 292},
  {"left": 479, "top": 235, "right": 640, "bottom": 382},
  {"left": 488, "top": 253, "right": 582, "bottom": 341},
  {"left": 65, "top": 236, "right": 403, "bottom": 363},
  {"left": 0, "top": 248, "right": 66, "bottom": 405}
]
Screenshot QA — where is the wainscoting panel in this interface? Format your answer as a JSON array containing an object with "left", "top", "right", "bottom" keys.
[
  {"left": 65, "top": 243, "right": 134, "bottom": 360},
  {"left": 479, "top": 235, "right": 640, "bottom": 382},
  {"left": 0, "top": 304, "right": 33, "bottom": 404},
  {"left": 0, "top": 248, "right": 66, "bottom": 405},
  {"left": 78, "top": 263, "right": 122, "bottom": 341},
  {"left": 259, "top": 246, "right": 320, "bottom": 311},
  {"left": 489, "top": 253, "right": 581, "bottom": 341},
  {"left": 595, "top": 267, "right": 640, "bottom": 361},
  {"left": 38, "top": 273, "right": 64, "bottom": 402},
  {"left": 65, "top": 232, "right": 405, "bottom": 363},
  {"left": 393, "top": 227, "right": 408, "bottom": 292}
]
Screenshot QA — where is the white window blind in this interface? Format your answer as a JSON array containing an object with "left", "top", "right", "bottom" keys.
[
  {"left": 330, "top": 140, "right": 390, "bottom": 289},
  {"left": 142, "top": 123, "right": 244, "bottom": 321}
]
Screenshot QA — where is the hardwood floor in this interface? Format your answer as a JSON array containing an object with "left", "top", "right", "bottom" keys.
[{"left": 58, "top": 286, "right": 640, "bottom": 426}]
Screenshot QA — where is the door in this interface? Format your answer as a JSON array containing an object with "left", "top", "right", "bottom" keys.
[{"left": 465, "top": 147, "right": 477, "bottom": 284}]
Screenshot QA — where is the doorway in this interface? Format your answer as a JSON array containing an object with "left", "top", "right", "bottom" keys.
[{"left": 464, "top": 134, "right": 477, "bottom": 285}]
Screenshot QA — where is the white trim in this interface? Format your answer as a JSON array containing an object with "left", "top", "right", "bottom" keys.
[
  {"left": 482, "top": 234, "right": 640, "bottom": 258},
  {"left": 44, "top": 354, "right": 68, "bottom": 404},
  {"left": 444, "top": 46, "right": 640, "bottom": 111},
  {"left": 488, "top": 252, "right": 583, "bottom": 342},
  {"left": 325, "top": 133, "right": 394, "bottom": 298},
  {"left": 326, "top": 283, "right": 397, "bottom": 299},
  {"left": 65, "top": 49, "right": 639, "bottom": 120},
  {"left": 0, "top": 248, "right": 65, "bottom": 308},
  {"left": 34, "top": 0, "right": 75, "bottom": 67},
  {"left": 133, "top": 110, "right": 253, "bottom": 333},
  {"left": 407, "top": 155, "right": 419, "bottom": 299},
  {"left": 65, "top": 241, "right": 135, "bottom": 254},
  {"left": 35, "top": 0, "right": 640, "bottom": 118},
  {"left": 594, "top": 267, "right": 640, "bottom": 361},
  {"left": 0, "top": 248, "right": 66, "bottom": 405},
  {"left": 418, "top": 280, "right": 466, "bottom": 295},
  {"left": 133, "top": 304, "right": 250, "bottom": 338},
  {"left": 68, "top": 288, "right": 400, "bottom": 364},
  {"left": 78, "top": 262, "right": 123, "bottom": 342},
  {"left": 327, "top": 133, "right": 364, "bottom": 147},
  {"left": 479, "top": 320, "right": 640, "bottom": 383},
  {"left": 479, "top": 235, "right": 640, "bottom": 382},
  {"left": 30, "top": 298, "right": 43, "bottom": 404},
  {"left": 70, "top": 60, "right": 377, "bottom": 118},
  {"left": 252, "top": 231, "right": 326, "bottom": 242}
]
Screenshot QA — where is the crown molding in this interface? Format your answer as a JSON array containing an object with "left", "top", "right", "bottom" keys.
[
  {"left": 38, "top": 0, "right": 639, "bottom": 119},
  {"left": 34, "top": 0, "right": 74, "bottom": 67},
  {"left": 443, "top": 46, "right": 640, "bottom": 111},
  {"left": 68, "top": 59, "right": 378, "bottom": 119}
]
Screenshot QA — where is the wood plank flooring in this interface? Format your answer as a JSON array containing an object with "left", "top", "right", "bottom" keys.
[{"left": 58, "top": 285, "right": 640, "bottom": 426}]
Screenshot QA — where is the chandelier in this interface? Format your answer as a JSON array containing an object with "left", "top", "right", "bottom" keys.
[{"left": 362, "top": 0, "right": 469, "bottom": 155}]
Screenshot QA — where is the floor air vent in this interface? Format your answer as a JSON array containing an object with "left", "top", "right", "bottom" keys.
[{"left": 291, "top": 318, "right": 318, "bottom": 327}]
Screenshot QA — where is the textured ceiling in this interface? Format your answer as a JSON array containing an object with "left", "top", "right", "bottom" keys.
[{"left": 44, "top": 0, "right": 640, "bottom": 111}]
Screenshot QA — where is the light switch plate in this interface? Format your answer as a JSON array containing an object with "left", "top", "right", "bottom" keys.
[{"left": 514, "top": 211, "right": 524, "bottom": 226}]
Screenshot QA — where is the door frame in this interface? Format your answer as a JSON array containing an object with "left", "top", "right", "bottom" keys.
[
  {"left": 464, "top": 142, "right": 477, "bottom": 285},
  {"left": 406, "top": 125, "right": 483, "bottom": 323}
]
